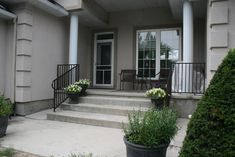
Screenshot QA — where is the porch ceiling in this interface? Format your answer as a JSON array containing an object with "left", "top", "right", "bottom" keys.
[{"left": 93, "top": 0, "right": 169, "bottom": 12}]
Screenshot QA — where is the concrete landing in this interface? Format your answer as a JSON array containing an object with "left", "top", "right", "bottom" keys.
[{"left": 1, "top": 110, "right": 189, "bottom": 157}]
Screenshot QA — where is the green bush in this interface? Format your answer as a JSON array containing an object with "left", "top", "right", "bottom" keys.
[
  {"left": 179, "top": 49, "right": 235, "bottom": 156},
  {"left": 124, "top": 108, "right": 178, "bottom": 147},
  {"left": 0, "top": 95, "right": 12, "bottom": 117}
]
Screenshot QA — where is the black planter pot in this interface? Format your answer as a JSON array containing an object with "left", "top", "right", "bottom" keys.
[
  {"left": 67, "top": 93, "right": 80, "bottom": 104},
  {"left": 151, "top": 98, "right": 165, "bottom": 109},
  {"left": 124, "top": 137, "right": 169, "bottom": 157},
  {"left": 0, "top": 116, "right": 8, "bottom": 138}
]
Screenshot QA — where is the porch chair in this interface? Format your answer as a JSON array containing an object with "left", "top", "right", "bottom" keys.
[
  {"left": 149, "top": 68, "right": 171, "bottom": 90},
  {"left": 119, "top": 69, "right": 137, "bottom": 90}
]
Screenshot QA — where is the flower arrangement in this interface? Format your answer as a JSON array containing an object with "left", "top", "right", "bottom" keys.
[
  {"left": 64, "top": 84, "right": 82, "bottom": 94},
  {"left": 75, "top": 79, "right": 91, "bottom": 86},
  {"left": 145, "top": 88, "right": 166, "bottom": 99},
  {"left": 74, "top": 79, "right": 90, "bottom": 96}
]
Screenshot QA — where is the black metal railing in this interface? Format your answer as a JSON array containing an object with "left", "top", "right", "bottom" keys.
[
  {"left": 51, "top": 64, "right": 79, "bottom": 111},
  {"left": 171, "top": 62, "right": 206, "bottom": 94}
]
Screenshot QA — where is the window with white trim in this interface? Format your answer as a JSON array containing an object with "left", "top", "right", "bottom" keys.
[{"left": 136, "top": 28, "right": 180, "bottom": 78}]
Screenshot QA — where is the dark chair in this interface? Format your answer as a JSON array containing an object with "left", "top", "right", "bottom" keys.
[
  {"left": 119, "top": 69, "right": 136, "bottom": 90},
  {"left": 149, "top": 68, "right": 171, "bottom": 90}
]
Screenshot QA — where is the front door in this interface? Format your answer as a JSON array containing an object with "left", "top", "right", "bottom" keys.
[{"left": 93, "top": 33, "right": 114, "bottom": 87}]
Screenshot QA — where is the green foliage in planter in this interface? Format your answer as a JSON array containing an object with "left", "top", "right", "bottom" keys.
[
  {"left": 124, "top": 108, "right": 178, "bottom": 147},
  {"left": 0, "top": 95, "right": 12, "bottom": 117},
  {"left": 179, "top": 49, "right": 235, "bottom": 157}
]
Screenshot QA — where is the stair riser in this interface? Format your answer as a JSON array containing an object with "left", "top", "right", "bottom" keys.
[
  {"left": 47, "top": 114, "right": 127, "bottom": 129},
  {"left": 61, "top": 105, "right": 144, "bottom": 116},
  {"left": 79, "top": 98, "right": 151, "bottom": 108}
]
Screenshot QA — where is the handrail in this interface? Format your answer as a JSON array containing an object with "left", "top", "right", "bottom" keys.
[
  {"left": 51, "top": 64, "right": 79, "bottom": 112},
  {"left": 51, "top": 64, "right": 79, "bottom": 89}
]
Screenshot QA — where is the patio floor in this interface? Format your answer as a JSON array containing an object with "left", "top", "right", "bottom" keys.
[{"left": 0, "top": 110, "right": 189, "bottom": 157}]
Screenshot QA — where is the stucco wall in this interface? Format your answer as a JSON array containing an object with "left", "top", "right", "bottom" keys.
[
  {"left": 207, "top": 0, "right": 235, "bottom": 85},
  {"left": 31, "top": 6, "right": 68, "bottom": 101},
  {"left": 194, "top": 19, "right": 206, "bottom": 63},
  {"left": 0, "top": 20, "right": 7, "bottom": 94},
  {"left": 0, "top": 19, "right": 15, "bottom": 100},
  {"left": 77, "top": 23, "right": 92, "bottom": 79}
]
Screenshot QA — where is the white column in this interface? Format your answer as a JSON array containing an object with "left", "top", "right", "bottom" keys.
[
  {"left": 69, "top": 14, "right": 79, "bottom": 64},
  {"left": 183, "top": 0, "right": 194, "bottom": 62}
]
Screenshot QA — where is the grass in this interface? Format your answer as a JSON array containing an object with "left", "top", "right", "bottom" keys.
[{"left": 0, "top": 148, "right": 15, "bottom": 157}]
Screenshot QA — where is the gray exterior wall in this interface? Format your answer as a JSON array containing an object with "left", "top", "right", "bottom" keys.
[
  {"left": 0, "top": 19, "right": 15, "bottom": 100},
  {"left": 0, "top": 20, "right": 7, "bottom": 94},
  {"left": 12, "top": 4, "right": 69, "bottom": 115},
  {"left": 77, "top": 23, "right": 92, "bottom": 79},
  {"left": 207, "top": 0, "right": 235, "bottom": 84},
  {"left": 31, "top": 6, "right": 68, "bottom": 101}
]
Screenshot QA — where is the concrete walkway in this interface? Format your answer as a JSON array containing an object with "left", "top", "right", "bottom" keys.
[{"left": 1, "top": 110, "right": 189, "bottom": 157}]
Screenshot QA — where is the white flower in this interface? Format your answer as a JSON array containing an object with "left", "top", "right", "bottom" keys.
[{"left": 145, "top": 88, "right": 166, "bottom": 99}]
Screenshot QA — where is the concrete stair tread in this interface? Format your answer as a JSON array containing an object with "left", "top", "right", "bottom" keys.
[
  {"left": 48, "top": 110, "right": 128, "bottom": 123},
  {"left": 62, "top": 102, "right": 150, "bottom": 111},
  {"left": 80, "top": 95, "right": 149, "bottom": 101},
  {"left": 87, "top": 89, "right": 146, "bottom": 98}
]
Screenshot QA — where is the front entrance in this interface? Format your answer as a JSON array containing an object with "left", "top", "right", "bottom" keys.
[{"left": 93, "top": 32, "right": 114, "bottom": 87}]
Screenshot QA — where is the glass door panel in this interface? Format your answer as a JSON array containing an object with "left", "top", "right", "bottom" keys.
[{"left": 95, "top": 42, "right": 112, "bottom": 85}]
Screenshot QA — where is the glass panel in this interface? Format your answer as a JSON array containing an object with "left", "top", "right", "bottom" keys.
[
  {"left": 96, "top": 41, "right": 112, "bottom": 85},
  {"left": 150, "top": 69, "right": 156, "bottom": 77},
  {"left": 138, "top": 69, "right": 143, "bottom": 77},
  {"left": 104, "top": 71, "right": 111, "bottom": 84},
  {"left": 137, "top": 31, "right": 156, "bottom": 78},
  {"left": 160, "top": 30, "right": 180, "bottom": 69},
  {"left": 97, "top": 42, "right": 111, "bottom": 65},
  {"left": 96, "top": 71, "right": 103, "bottom": 84},
  {"left": 97, "top": 34, "right": 113, "bottom": 40}
]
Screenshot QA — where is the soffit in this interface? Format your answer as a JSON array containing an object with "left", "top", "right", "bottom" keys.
[{"left": 93, "top": 0, "right": 169, "bottom": 12}]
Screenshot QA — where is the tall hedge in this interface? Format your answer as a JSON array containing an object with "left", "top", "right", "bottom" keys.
[{"left": 179, "top": 49, "right": 235, "bottom": 157}]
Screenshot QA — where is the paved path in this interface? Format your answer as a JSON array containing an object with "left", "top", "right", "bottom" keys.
[{"left": 0, "top": 110, "right": 189, "bottom": 157}]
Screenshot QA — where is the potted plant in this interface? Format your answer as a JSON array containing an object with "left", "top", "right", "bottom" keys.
[
  {"left": 145, "top": 88, "right": 166, "bottom": 109},
  {"left": 64, "top": 84, "right": 82, "bottom": 103},
  {"left": 0, "top": 95, "right": 13, "bottom": 138},
  {"left": 74, "top": 79, "right": 90, "bottom": 96},
  {"left": 123, "top": 108, "right": 178, "bottom": 157}
]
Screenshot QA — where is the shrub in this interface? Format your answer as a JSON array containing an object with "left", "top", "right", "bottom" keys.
[
  {"left": 179, "top": 49, "right": 235, "bottom": 156},
  {"left": 124, "top": 108, "right": 178, "bottom": 147},
  {"left": 0, "top": 95, "right": 12, "bottom": 117}
]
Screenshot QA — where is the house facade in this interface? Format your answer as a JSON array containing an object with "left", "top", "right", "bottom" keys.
[{"left": 0, "top": 0, "right": 234, "bottom": 115}]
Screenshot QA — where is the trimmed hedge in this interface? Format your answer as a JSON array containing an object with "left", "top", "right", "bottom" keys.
[{"left": 179, "top": 49, "right": 235, "bottom": 157}]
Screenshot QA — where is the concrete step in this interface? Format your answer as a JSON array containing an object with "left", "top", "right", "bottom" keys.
[
  {"left": 79, "top": 95, "right": 151, "bottom": 108},
  {"left": 86, "top": 89, "right": 147, "bottom": 98},
  {"left": 61, "top": 102, "right": 150, "bottom": 116},
  {"left": 47, "top": 110, "right": 128, "bottom": 129}
]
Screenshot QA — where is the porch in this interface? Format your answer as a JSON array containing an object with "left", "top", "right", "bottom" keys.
[
  {"left": 63, "top": 0, "right": 207, "bottom": 91},
  {"left": 50, "top": 0, "right": 206, "bottom": 127}
]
